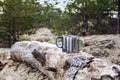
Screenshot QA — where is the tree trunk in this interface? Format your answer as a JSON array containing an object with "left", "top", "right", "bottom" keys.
[
  {"left": 8, "top": 36, "right": 11, "bottom": 48},
  {"left": 82, "top": 15, "right": 88, "bottom": 35}
]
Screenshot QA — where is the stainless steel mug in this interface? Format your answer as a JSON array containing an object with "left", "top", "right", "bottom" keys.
[{"left": 56, "top": 35, "right": 81, "bottom": 53}]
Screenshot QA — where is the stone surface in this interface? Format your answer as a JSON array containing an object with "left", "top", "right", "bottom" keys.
[
  {"left": 9, "top": 41, "right": 120, "bottom": 80},
  {"left": 0, "top": 34, "right": 120, "bottom": 80},
  {"left": 20, "top": 28, "right": 56, "bottom": 43},
  {"left": 81, "top": 35, "right": 120, "bottom": 65}
]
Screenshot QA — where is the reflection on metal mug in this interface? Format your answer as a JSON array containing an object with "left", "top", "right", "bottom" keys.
[{"left": 56, "top": 35, "right": 84, "bottom": 53}]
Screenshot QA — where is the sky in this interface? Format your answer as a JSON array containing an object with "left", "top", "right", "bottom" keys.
[{"left": 38, "top": 0, "right": 73, "bottom": 11}]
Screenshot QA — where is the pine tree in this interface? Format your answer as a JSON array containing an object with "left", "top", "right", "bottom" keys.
[
  {"left": 65, "top": 0, "right": 118, "bottom": 34},
  {"left": 0, "top": 0, "right": 40, "bottom": 47}
]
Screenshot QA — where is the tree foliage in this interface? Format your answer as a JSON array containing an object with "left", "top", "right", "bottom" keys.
[
  {"left": 38, "top": 1, "right": 63, "bottom": 34},
  {"left": 63, "top": 0, "right": 118, "bottom": 35},
  {"left": 0, "top": 0, "right": 119, "bottom": 47},
  {"left": 0, "top": 0, "right": 40, "bottom": 47}
]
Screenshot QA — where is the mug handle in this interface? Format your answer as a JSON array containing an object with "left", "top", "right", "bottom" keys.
[{"left": 56, "top": 37, "right": 63, "bottom": 48}]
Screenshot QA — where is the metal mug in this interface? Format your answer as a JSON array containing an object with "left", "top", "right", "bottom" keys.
[{"left": 56, "top": 35, "right": 82, "bottom": 53}]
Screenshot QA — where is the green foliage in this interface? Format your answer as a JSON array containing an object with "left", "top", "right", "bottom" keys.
[
  {"left": 38, "top": 1, "right": 63, "bottom": 35},
  {"left": 0, "top": 0, "right": 40, "bottom": 47},
  {"left": 63, "top": 0, "right": 118, "bottom": 35},
  {"left": 0, "top": 0, "right": 119, "bottom": 47}
]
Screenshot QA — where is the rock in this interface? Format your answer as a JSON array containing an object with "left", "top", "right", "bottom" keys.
[
  {"left": 81, "top": 35, "right": 120, "bottom": 64},
  {"left": 1, "top": 34, "right": 120, "bottom": 80},
  {"left": 74, "top": 58, "right": 120, "bottom": 80},
  {"left": 10, "top": 41, "right": 120, "bottom": 80},
  {"left": 5, "top": 76, "right": 12, "bottom": 80},
  {"left": 0, "top": 48, "right": 10, "bottom": 60},
  {"left": 0, "top": 48, "right": 48, "bottom": 80},
  {"left": 20, "top": 28, "right": 56, "bottom": 43},
  {"left": 10, "top": 41, "right": 63, "bottom": 80},
  {"left": 0, "top": 61, "right": 7, "bottom": 70}
]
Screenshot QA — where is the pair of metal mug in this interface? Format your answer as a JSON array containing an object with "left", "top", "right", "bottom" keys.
[{"left": 56, "top": 35, "right": 84, "bottom": 53}]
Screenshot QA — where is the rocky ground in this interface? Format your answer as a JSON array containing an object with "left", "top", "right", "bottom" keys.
[
  {"left": 0, "top": 28, "right": 120, "bottom": 80},
  {"left": 20, "top": 28, "right": 56, "bottom": 44},
  {"left": 82, "top": 35, "right": 120, "bottom": 65},
  {"left": 0, "top": 28, "right": 55, "bottom": 80}
]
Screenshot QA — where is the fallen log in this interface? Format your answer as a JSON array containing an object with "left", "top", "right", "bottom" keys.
[{"left": 10, "top": 41, "right": 120, "bottom": 80}]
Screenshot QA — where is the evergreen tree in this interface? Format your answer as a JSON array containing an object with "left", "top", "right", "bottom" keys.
[
  {"left": 0, "top": 0, "right": 40, "bottom": 47},
  {"left": 65, "top": 0, "right": 118, "bottom": 35}
]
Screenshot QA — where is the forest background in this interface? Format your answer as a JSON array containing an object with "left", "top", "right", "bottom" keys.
[{"left": 0, "top": 0, "right": 119, "bottom": 47}]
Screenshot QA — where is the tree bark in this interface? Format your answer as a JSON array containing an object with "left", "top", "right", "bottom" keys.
[
  {"left": 8, "top": 36, "right": 11, "bottom": 48},
  {"left": 82, "top": 15, "right": 88, "bottom": 35}
]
